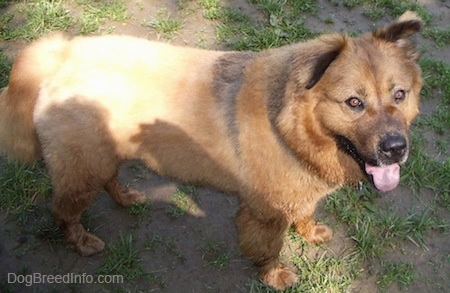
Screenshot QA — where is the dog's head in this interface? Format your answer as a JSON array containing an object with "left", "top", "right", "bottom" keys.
[{"left": 289, "top": 12, "right": 423, "bottom": 192}]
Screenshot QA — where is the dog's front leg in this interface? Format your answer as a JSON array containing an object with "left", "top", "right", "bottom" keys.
[{"left": 235, "top": 202, "right": 298, "bottom": 290}]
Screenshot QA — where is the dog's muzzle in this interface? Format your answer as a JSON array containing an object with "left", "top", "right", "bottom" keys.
[
  {"left": 335, "top": 133, "right": 409, "bottom": 193},
  {"left": 365, "top": 133, "right": 408, "bottom": 192}
]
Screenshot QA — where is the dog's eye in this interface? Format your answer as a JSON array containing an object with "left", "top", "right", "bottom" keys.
[
  {"left": 394, "top": 89, "right": 406, "bottom": 103},
  {"left": 345, "top": 97, "right": 364, "bottom": 110}
]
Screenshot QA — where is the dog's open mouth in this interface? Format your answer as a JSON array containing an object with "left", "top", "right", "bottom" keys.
[{"left": 334, "top": 135, "right": 401, "bottom": 192}]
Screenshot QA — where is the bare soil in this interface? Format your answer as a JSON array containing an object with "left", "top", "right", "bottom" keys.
[{"left": 0, "top": 0, "right": 449, "bottom": 292}]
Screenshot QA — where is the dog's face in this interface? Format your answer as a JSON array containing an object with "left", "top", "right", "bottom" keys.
[
  {"left": 301, "top": 12, "right": 423, "bottom": 191},
  {"left": 317, "top": 40, "right": 421, "bottom": 191}
]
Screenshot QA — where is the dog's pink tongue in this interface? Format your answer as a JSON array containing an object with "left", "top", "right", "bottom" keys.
[{"left": 365, "top": 163, "right": 400, "bottom": 192}]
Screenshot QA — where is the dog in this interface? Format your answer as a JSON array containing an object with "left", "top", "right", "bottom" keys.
[{"left": 0, "top": 11, "right": 423, "bottom": 290}]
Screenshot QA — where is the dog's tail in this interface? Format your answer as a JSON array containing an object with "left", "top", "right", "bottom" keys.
[{"left": 0, "top": 33, "right": 68, "bottom": 162}]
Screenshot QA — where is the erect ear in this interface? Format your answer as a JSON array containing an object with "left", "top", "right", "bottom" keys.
[
  {"left": 372, "top": 11, "right": 424, "bottom": 60},
  {"left": 305, "top": 35, "right": 346, "bottom": 89}
]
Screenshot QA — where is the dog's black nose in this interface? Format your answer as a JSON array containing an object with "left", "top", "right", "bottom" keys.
[{"left": 380, "top": 134, "right": 407, "bottom": 161}]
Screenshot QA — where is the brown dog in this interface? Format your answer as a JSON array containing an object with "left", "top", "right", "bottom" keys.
[{"left": 0, "top": 12, "right": 423, "bottom": 290}]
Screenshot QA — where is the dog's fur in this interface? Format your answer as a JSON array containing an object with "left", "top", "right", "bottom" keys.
[{"left": 0, "top": 12, "right": 423, "bottom": 289}]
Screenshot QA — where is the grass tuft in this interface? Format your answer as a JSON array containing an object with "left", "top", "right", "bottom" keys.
[
  {"left": 293, "top": 252, "right": 359, "bottom": 292},
  {"left": 126, "top": 201, "right": 151, "bottom": 226},
  {"left": 143, "top": 8, "right": 184, "bottom": 39},
  {"left": 77, "top": 0, "right": 129, "bottom": 35},
  {"left": 217, "top": 1, "right": 315, "bottom": 51},
  {"left": 98, "top": 234, "right": 145, "bottom": 281},
  {"left": 198, "top": 0, "right": 222, "bottom": 20},
  {"left": 12, "top": 0, "right": 73, "bottom": 40},
  {"left": 326, "top": 183, "right": 441, "bottom": 258},
  {"left": 423, "top": 27, "right": 450, "bottom": 48},
  {"left": 0, "top": 161, "right": 51, "bottom": 225},
  {"left": 343, "top": 0, "right": 431, "bottom": 23},
  {"left": 402, "top": 132, "right": 450, "bottom": 210},
  {"left": 377, "top": 262, "right": 415, "bottom": 290},
  {"left": 343, "top": 0, "right": 365, "bottom": 9},
  {"left": 201, "top": 238, "right": 231, "bottom": 269},
  {"left": 0, "top": 12, "right": 14, "bottom": 39},
  {"left": 144, "top": 234, "right": 173, "bottom": 252}
]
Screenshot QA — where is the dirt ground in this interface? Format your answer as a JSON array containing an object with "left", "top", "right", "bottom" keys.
[{"left": 0, "top": 0, "right": 449, "bottom": 292}]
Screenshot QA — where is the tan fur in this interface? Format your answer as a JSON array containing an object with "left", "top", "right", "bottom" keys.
[{"left": 0, "top": 12, "right": 423, "bottom": 290}]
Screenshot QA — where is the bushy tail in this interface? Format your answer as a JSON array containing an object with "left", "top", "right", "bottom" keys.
[{"left": 0, "top": 33, "right": 68, "bottom": 162}]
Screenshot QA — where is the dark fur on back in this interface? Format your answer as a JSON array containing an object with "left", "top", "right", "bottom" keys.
[{"left": 213, "top": 52, "right": 256, "bottom": 147}]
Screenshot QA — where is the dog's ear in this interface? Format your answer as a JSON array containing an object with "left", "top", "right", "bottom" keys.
[
  {"left": 304, "top": 35, "right": 346, "bottom": 89},
  {"left": 372, "top": 11, "right": 424, "bottom": 60}
]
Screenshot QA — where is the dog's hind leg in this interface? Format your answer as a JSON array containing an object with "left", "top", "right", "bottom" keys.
[
  {"left": 52, "top": 169, "right": 145, "bottom": 256},
  {"left": 236, "top": 203, "right": 298, "bottom": 290},
  {"left": 104, "top": 174, "right": 146, "bottom": 207},
  {"left": 46, "top": 153, "right": 116, "bottom": 256},
  {"left": 52, "top": 187, "right": 105, "bottom": 256},
  {"left": 36, "top": 98, "right": 134, "bottom": 255},
  {"left": 294, "top": 216, "right": 333, "bottom": 244}
]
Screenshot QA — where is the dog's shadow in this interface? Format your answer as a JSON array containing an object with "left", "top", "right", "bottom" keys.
[
  {"left": 88, "top": 163, "right": 251, "bottom": 292},
  {"left": 85, "top": 112, "right": 252, "bottom": 290}
]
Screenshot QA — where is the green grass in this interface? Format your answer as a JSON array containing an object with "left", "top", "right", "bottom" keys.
[
  {"left": 198, "top": 0, "right": 222, "bottom": 20},
  {"left": 248, "top": 0, "right": 318, "bottom": 16},
  {"left": 143, "top": 233, "right": 185, "bottom": 276},
  {"left": 0, "top": 12, "right": 14, "bottom": 39},
  {"left": 404, "top": 58, "right": 450, "bottom": 209},
  {"left": 293, "top": 252, "right": 359, "bottom": 292},
  {"left": 201, "top": 237, "right": 231, "bottom": 269},
  {"left": 324, "top": 14, "right": 334, "bottom": 24},
  {"left": 0, "top": 52, "right": 11, "bottom": 87},
  {"left": 343, "top": 0, "right": 432, "bottom": 23},
  {"left": 143, "top": 8, "right": 184, "bottom": 39},
  {"left": 0, "top": 0, "right": 129, "bottom": 39},
  {"left": 0, "top": 0, "right": 12, "bottom": 8},
  {"left": 420, "top": 58, "right": 450, "bottom": 106},
  {"left": 126, "top": 201, "right": 151, "bottom": 226},
  {"left": 0, "top": 161, "right": 52, "bottom": 225},
  {"left": 126, "top": 201, "right": 150, "bottom": 217},
  {"left": 76, "top": 0, "right": 129, "bottom": 35},
  {"left": 10, "top": 0, "right": 74, "bottom": 40},
  {"left": 248, "top": 248, "right": 361, "bottom": 292},
  {"left": 363, "top": 4, "right": 385, "bottom": 20},
  {"left": 343, "top": 0, "right": 365, "bottom": 8},
  {"left": 165, "top": 185, "right": 197, "bottom": 219},
  {"left": 323, "top": 181, "right": 445, "bottom": 291},
  {"left": 326, "top": 185, "right": 442, "bottom": 253},
  {"left": 423, "top": 27, "right": 450, "bottom": 48},
  {"left": 216, "top": 1, "right": 315, "bottom": 51},
  {"left": 377, "top": 262, "right": 415, "bottom": 290},
  {"left": 0, "top": 161, "right": 62, "bottom": 257},
  {"left": 98, "top": 234, "right": 145, "bottom": 281},
  {"left": 401, "top": 132, "right": 450, "bottom": 209},
  {"left": 144, "top": 233, "right": 174, "bottom": 253}
]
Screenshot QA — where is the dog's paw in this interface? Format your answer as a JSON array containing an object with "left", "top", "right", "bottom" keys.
[
  {"left": 74, "top": 232, "right": 105, "bottom": 256},
  {"left": 119, "top": 188, "right": 147, "bottom": 207},
  {"left": 295, "top": 220, "right": 333, "bottom": 244},
  {"left": 105, "top": 177, "right": 147, "bottom": 207},
  {"left": 303, "top": 222, "right": 333, "bottom": 244},
  {"left": 260, "top": 264, "right": 298, "bottom": 290}
]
